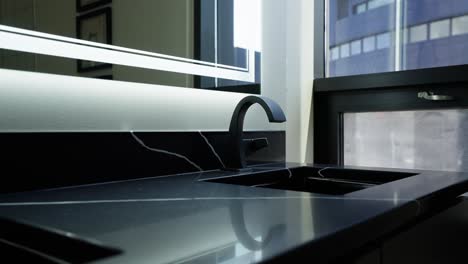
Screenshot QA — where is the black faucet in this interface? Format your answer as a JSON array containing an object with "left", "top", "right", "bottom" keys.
[{"left": 224, "top": 96, "right": 286, "bottom": 170}]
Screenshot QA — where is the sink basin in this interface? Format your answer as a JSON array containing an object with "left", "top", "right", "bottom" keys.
[{"left": 203, "top": 166, "right": 418, "bottom": 195}]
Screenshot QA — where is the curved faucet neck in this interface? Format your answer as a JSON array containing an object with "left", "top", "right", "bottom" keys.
[{"left": 225, "top": 96, "right": 286, "bottom": 170}]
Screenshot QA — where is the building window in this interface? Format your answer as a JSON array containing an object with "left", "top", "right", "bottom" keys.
[
  {"left": 351, "top": 40, "right": 362, "bottom": 55},
  {"left": 430, "top": 19, "right": 450, "bottom": 40},
  {"left": 376, "top": 32, "right": 391, "bottom": 49},
  {"left": 363, "top": 36, "right": 376, "bottom": 53},
  {"left": 326, "top": 0, "right": 468, "bottom": 77},
  {"left": 452, "top": 15, "right": 468, "bottom": 36},
  {"left": 340, "top": 43, "right": 350, "bottom": 58},
  {"left": 330, "top": 46, "right": 340, "bottom": 60},
  {"left": 354, "top": 3, "right": 367, "bottom": 14},
  {"left": 337, "top": 0, "right": 349, "bottom": 20},
  {"left": 367, "top": 0, "right": 393, "bottom": 11},
  {"left": 409, "top": 24, "right": 428, "bottom": 43},
  {"left": 353, "top": 0, "right": 393, "bottom": 15}
]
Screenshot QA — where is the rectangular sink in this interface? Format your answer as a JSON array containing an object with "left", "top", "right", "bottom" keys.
[
  {"left": 203, "top": 166, "right": 418, "bottom": 195},
  {"left": 0, "top": 217, "right": 121, "bottom": 263}
]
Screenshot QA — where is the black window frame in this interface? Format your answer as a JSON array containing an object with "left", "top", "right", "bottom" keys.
[
  {"left": 193, "top": 0, "right": 260, "bottom": 95},
  {"left": 314, "top": 0, "right": 468, "bottom": 166}
]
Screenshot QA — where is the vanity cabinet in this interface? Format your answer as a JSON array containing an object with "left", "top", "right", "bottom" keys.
[
  {"left": 382, "top": 196, "right": 468, "bottom": 263},
  {"left": 348, "top": 196, "right": 468, "bottom": 264}
]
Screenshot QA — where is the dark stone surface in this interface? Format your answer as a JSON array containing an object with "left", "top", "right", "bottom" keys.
[
  {"left": 0, "top": 131, "right": 285, "bottom": 193},
  {"left": 0, "top": 163, "right": 467, "bottom": 263}
]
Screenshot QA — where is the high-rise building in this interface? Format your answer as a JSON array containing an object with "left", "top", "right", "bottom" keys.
[{"left": 328, "top": 0, "right": 468, "bottom": 77}]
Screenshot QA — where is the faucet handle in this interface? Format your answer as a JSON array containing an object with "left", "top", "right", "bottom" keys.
[{"left": 243, "top": 138, "right": 269, "bottom": 155}]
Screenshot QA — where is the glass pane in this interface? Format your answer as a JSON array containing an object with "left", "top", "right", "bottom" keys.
[
  {"left": 351, "top": 40, "right": 362, "bottom": 55},
  {"left": 363, "top": 36, "right": 376, "bottom": 53},
  {"left": 409, "top": 24, "right": 428, "bottom": 43},
  {"left": 340, "top": 43, "right": 350, "bottom": 58},
  {"left": 377, "top": 32, "right": 391, "bottom": 49},
  {"left": 328, "top": 0, "right": 395, "bottom": 77},
  {"left": 198, "top": 0, "right": 262, "bottom": 88},
  {"left": 430, "top": 19, "right": 450, "bottom": 40},
  {"left": 337, "top": 0, "right": 350, "bottom": 20},
  {"left": 327, "top": 0, "right": 468, "bottom": 77},
  {"left": 344, "top": 110, "right": 468, "bottom": 172},
  {"left": 331, "top": 46, "right": 340, "bottom": 60},
  {"left": 368, "top": 0, "right": 393, "bottom": 10},
  {"left": 355, "top": 3, "right": 367, "bottom": 14},
  {"left": 452, "top": 15, "right": 468, "bottom": 36}
]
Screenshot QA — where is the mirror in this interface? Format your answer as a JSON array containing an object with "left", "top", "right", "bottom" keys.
[{"left": 0, "top": 0, "right": 261, "bottom": 92}]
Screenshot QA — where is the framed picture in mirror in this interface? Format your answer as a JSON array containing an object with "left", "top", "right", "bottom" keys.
[
  {"left": 76, "top": 8, "right": 112, "bottom": 72},
  {"left": 76, "top": 0, "right": 111, "bottom": 13}
]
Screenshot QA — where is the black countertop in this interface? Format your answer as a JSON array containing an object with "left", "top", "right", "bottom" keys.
[{"left": 1, "top": 163, "right": 468, "bottom": 263}]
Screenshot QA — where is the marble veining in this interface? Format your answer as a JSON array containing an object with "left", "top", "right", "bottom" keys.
[
  {"left": 0, "top": 163, "right": 467, "bottom": 263},
  {"left": 198, "top": 131, "right": 226, "bottom": 169},
  {"left": 130, "top": 131, "right": 203, "bottom": 171},
  {"left": 0, "top": 131, "right": 285, "bottom": 193}
]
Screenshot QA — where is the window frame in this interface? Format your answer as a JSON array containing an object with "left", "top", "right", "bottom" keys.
[
  {"left": 313, "top": 0, "right": 468, "bottom": 165},
  {"left": 193, "top": 0, "right": 260, "bottom": 94}
]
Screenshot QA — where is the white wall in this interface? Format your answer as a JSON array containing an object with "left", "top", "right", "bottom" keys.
[
  {"left": 285, "top": 0, "right": 315, "bottom": 163},
  {"left": 262, "top": 0, "right": 315, "bottom": 163}
]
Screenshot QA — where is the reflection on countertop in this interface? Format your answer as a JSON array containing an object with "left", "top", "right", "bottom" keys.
[{"left": 0, "top": 163, "right": 467, "bottom": 263}]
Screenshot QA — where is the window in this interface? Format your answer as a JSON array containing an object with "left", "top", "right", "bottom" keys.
[
  {"left": 368, "top": 0, "right": 393, "bottom": 10},
  {"left": 363, "top": 36, "right": 376, "bottom": 53},
  {"left": 314, "top": 69, "right": 468, "bottom": 170},
  {"left": 197, "top": 0, "right": 261, "bottom": 90},
  {"left": 376, "top": 32, "right": 391, "bottom": 49},
  {"left": 344, "top": 109, "right": 468, "bottom": 172},
  {"left": 340, "top": 43, "right": 350, "bottom": 58},
  {"left": 353, "top": 0, "right": 393, "bottom": 14},
  {"left": 326, "top": 0, "right": 468, "bottom": 77},
  {"left": 316, "top": 1, "right": 468, "bottom": 174},
  {"left": 409, "top": 24, "right": 428, "bottom": 43},
  {"left": 330, "top": 46, "right": 340, "bottom": 60},
  {"left": 367, "top": 0, "right": 380, "bottom": 10},
  {"left": 452, "top": 15, "right": 468, "bottom": 36},
  {"left": 354, "top": 3, "right": 367, "bottom": 14},
  {"left": 430, "top": 19, "right": 450, "bottom": 40},
  {"left": 351, "top": 40, "right": 362, "bottom": 55},
  {"left": 337, "top": 0, "right": 349, "bottom": 20}
]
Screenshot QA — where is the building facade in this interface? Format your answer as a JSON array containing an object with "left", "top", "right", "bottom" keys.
[{"left": 328, "top": 0, "right": 468, "bottom": 77}]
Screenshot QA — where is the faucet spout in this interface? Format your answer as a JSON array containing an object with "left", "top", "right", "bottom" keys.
[{"left": 225, "top": 96, "right": 286, "bottom": 170}]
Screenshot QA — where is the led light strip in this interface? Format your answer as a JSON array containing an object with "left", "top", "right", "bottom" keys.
[{"left": 0, "top": 25, "right": 255, "bottom": 83}]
